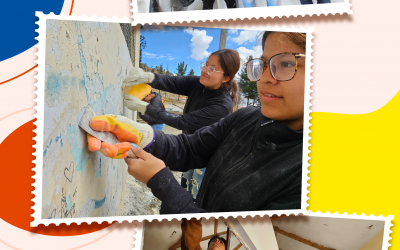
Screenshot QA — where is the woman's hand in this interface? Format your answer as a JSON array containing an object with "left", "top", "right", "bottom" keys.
[
  {"left": 123, "top": 67, "right": 155, "bottom": 89},
  {"left": 149, "top": 93, "right": 165, "bottom": 108},
  {"left": 125, "top": 144, "right": 166, "bottom": 184},
  {"left": 124, "top": 93, "right": 149, "bottom": 114},
  {"left": 87, "top": 114, "right": 155, "bottom": 158}
]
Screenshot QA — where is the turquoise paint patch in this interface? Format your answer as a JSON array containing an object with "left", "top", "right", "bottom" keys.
[
  {"left": 46, "top": 74, "right": 62, "bottom": 98},
  {"left": 67, "top": 114, "right": 91, "bottom": 175},
  {"left": 45, "top": 74, "right": 72, "bottom": 106},
  {"left": 66, "top": 195, "right": 72, "bottom": 210},
  {"left": 94, "top": 196, "right": 106, "bottom": 209},
  {"left": 55, "top": 135, "right": 63, "bottom": 148},
  {"left": 78, "top": 35, "right": 83, "bottom": 43},
  {"left": 43, "top": 138, "right": 52, "bottom": 157},
  {"left": 79, "top": 79, "right": 85, "bottom": 88}
]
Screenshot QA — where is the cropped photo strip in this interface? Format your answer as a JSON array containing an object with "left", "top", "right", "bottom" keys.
[
  {"left": 131, "top": 0, "right": 352, "bottom": 25},
  {"left": 134, "top": 213, "right": 393, "bottom": 250}
]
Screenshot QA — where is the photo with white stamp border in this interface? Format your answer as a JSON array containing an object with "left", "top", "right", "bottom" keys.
[
  {"left": 134, "top": 212, "right": 393, "bottom": 250},
  {"left": 33, "top": 12, "right": 312, "bottom": 226},
  {"left": 131, "top": 0, "right": 352, "bottom": 25}
]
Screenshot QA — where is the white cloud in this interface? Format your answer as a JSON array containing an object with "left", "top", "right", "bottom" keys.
[
  {"left": 228, "top": 29, "right": 238, "bottom": 35},
  {"left": 184, "top": 27, "right": 213, "bottom": 61},
  {"left": 232, "top": 30, "right": 260, "bottom": 45},
  {"left": 143, "top": 51, "right": 175, "bottom": 60},
  {"left": 237, "top": 45, "right": 263, "bottom": 65}
]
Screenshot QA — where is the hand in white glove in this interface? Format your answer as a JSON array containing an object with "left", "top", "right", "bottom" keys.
[
  {"left": 123, "top": 67, "right": 155, "bottom": 89},
  {"left": 124, "top": 93, "right": 149, "bottom": 114}
]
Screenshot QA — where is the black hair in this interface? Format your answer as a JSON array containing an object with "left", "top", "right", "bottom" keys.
[
  {"left": 262, "top": 31, "right": 307, "bottom": 51},
  {"left": 207, "top": 235, "right": 227, "bottom": 250}
]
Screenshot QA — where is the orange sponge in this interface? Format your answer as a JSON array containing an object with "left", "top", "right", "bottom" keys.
[{"left": 123, "top": 83, "right": 152, "bottom": 101}]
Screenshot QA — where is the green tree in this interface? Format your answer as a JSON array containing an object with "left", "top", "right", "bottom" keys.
[
  {"left": 188, "top": 69, "right": 195, "bottom": 76},
  {"left": 237, "top": 56, "right": 258, "bottom": 106},
  {"left": 176, "top": 61, "right": 188, "bottom": 76},
  {"left": 139, "top": 35, "right": 147, "bottom": 68},
  {"left": 165, "top": 64, "right": 173, "bottom": 76},
  {"left": 159, "top": 64, "right": 165, "bottom": 74}
]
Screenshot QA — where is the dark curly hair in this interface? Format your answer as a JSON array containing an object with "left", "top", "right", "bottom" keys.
[{"left": 207, "top": 234, "right": 227, "bottom": 250}]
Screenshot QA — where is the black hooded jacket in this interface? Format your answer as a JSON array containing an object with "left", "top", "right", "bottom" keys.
[
  {"left": 146, "top": 106, "right": 303, "bottom": 214},
  {"left": 139, "top": 92, "right": 165, "bottom": 126},
  {"left": 145, "top": 73, "right": 233, "bottom": 135}
]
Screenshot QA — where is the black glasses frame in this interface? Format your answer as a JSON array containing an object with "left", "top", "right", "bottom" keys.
[{"left": 245, "top": 52, "right": 306, "bottom": 82}]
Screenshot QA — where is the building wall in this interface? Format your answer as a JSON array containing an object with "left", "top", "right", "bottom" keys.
[
  {"left": 42, "top": 19, "right": 134, "bottom": 219},
  {"left": 358, "top": 229, "right": 384, "bottom": 250}
]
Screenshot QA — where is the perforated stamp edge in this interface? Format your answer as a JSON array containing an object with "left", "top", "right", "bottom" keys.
[
  {"left": 131, "top": 0, "right": 352, "bottom": 26},
  {"left": 32, "top": 12, "right": 312, "bottom": 227},
  {"left": 132, "top": 213, "right": 393, "bottom": 250}
]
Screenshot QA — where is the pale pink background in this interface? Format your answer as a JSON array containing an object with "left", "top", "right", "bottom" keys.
[
  {"left": 1, "top": 0, "right": 399, "bottom": 249},
  {"left": 0, "top": 219, "right": 139, "bottom": 249}
]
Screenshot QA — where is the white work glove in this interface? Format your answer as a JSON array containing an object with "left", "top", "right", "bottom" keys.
[
  {"left": 124, "top": 93, "right": 149, "bottom": 114},
  {"left": 123, "top": 67, "right": 155, "bottom": 89},
  {"left": 114, "top": 115, "right": 154, "bottom": 148}
]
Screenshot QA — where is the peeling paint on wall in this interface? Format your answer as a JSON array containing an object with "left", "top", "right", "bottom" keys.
[{"left": 42, "top": 19, "right": 133, "bottom": 219}]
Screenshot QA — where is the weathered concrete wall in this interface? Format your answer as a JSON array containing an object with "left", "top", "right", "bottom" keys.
[{"left": 42, "top": 19, "right": 133, "bottom": 219}]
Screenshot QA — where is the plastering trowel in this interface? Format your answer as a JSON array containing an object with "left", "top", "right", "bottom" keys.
[{"left": 78, "top": 105, "right": 136, "bottom": 158}]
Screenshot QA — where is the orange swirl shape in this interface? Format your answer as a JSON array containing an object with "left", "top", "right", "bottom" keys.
[
  {"left": 0, "top": 65, "right": 37, "bottom": 86},
  {"left": 0, "top": 120, "right": 112, "bottom": 235}
]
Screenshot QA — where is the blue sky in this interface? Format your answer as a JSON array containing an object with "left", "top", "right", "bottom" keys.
[{"left": 140, "top": 26, "right": 264, "bottom": 77}]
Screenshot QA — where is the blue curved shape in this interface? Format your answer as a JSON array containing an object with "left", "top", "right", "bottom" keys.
[
  {"left": 0, "top": 0, "right": 65, "bottom": 61},
  {"left": 94, "top": 196, "right": 106, "bottom": 209}
]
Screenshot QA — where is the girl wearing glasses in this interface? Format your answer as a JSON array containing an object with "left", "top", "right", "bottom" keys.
[
  {"left": 89, "top": 31, "right": 306, "bottom": 213},
  {"left": 123, "top": 49, "right": 241, "bottom": 202}
]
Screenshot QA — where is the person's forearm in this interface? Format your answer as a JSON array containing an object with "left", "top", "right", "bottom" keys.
[
  {"left": 145, "top": 130, "right": 207, "bottom": 172},
  {"left": 139, "top": 113, "right": 162, "bottom": 126},
  {"left": 145, "top": 109, "right": 234, "bottom": 172},
  {"left": 147, "top": 167, "right": 207, "bottom": 214},
  {"left": 145, "top": 106, "right": 192, "bottom": 130},
  {"left": 145, "top": 103, "right": 230, "bottom": 131},
  {"left": 149, "top": 74, "right": 198, "bottom": 96}
]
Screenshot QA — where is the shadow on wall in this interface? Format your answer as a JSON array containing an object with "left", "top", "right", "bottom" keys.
[{"left": 138, "top": 0, "right": 344, "bottom": 13}]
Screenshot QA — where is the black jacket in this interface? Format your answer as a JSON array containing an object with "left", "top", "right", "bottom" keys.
[
  {"left": 150, "top": 0, "right": 194, "bottom": 12},
  {"left": 139, "top": 93, "right": 165, "bottom": 125},
  {"left": 146, "top": 74, "right": 233, "bottom": 135},
  {"left": 146, "top": 106, "right": 303, "bottom": 214}
]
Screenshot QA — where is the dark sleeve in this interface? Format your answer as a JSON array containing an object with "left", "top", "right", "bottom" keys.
[
  {"left": 138, "top": 113, "right": 160, "bottom": 126},
  {"left": 145, "top": 109, "right": 237, "bottom": 172},
  {"left": 147, "top": 167, "right": 207, "bottom": 214},
  {"left": 138, "top": 93, "right": 166, "bottom": 125},
  {"left": 149, "top": 74, "right": 200, "bottom": 96},
  {"left": 145, "top": 98, "right": 231, "bottom": 131}
]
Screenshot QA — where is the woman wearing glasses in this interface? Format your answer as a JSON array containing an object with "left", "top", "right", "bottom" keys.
[
  {"left": 89, "top": 31, "right": 306, "bottom": 213},
  {"left": 123, "top": 49, "right": 241, "bottom": 202}
]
